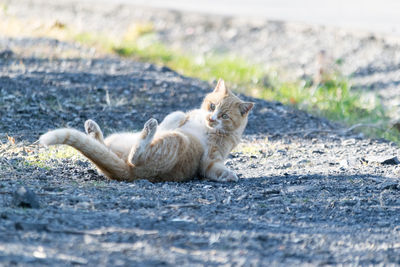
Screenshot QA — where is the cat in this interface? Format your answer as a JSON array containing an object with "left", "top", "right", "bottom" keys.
[{"left": 39, "top": 79, "right": 254, "bottom": 182}]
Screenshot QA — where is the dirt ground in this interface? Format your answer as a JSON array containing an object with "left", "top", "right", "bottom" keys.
[
  {"left": 2, "top": 1, "right": 400, "bottom": 266},
  {"left": 1, "top": 36, "right": 400, "bottom": 266}
]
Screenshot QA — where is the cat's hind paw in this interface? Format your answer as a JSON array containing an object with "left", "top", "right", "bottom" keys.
[
  {"left": 142, "top": 118, "right": 158, "bottom": 140},
  {"left": 84, "top": 119, "right": 104, "bottom": 142},
  {"left": 85, "top": 119, "right": 100, "bottom": 134}
]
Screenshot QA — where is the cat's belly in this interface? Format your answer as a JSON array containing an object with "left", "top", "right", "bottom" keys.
[{"left": 104, "top": 132, "right": 140, "bottom": 159}]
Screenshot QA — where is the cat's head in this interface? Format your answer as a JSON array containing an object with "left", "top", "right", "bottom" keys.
[{"left": 201, "top": 79, "right": 254, "bottom": 134}]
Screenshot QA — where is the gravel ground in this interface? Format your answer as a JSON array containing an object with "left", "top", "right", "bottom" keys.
[
  {"left": 2, "top": 1, "right": 400, "bottom": 266},
  {"left": 4, "top": 0, "right": 400, "bottom": 120},
  {"left": 1, "top": 36, "right": 400, "bottom": 266}
]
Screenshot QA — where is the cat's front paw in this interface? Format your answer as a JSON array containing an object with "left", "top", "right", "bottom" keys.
[
  {"left": 218, "top": 170, "right": 239, "bottom": 182},
  {"left": 159, "top": 111, "right": 186, "bottom": 130}
]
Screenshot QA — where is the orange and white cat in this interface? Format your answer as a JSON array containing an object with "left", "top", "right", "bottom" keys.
[{"left": 39, "top": 79, "right": 253, "bottom": 182}]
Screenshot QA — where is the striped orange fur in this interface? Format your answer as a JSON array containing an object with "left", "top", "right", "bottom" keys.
[{"left": 39, "top": 79, "right": 253, "bottom": 182}]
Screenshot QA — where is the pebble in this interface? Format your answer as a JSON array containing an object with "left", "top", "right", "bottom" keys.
[
  {"left": 0, "top": 49, "right": 14, "bottom": 59},
  {"left": 379, "top": 181, "right": 399, "bottom": 190},
  {"left": 14, "top": 222, "right": 47, "bottom": 231},
  {"left": 12, "top": 186, "right": 40, "bottom": 209},
  {"left": 365, "top": 156, "right": 400, "bottom": 165},
  {"left": 380, "top": 156, "right": 400, "bottom": 165}
]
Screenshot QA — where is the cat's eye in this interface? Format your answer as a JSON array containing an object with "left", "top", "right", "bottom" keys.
[
  {"left": 221, "top": 114, "right": 229, "bottom": 119},
  {"left": 209, "top": 103, "right": 216, "bottom": 111}
]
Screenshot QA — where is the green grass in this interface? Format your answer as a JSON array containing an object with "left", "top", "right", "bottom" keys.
[
  {"left": 232, "top": 143, "right": 264, "bottom": 156},
  {"left": 260, "top": 74, "right": 382, "bottom": 123},
  {"left": 25, "top": 146, "right": 85, "bottom": 170},
  {"left": 113, "top": 41, "right": 264, "bottom": 91},
  {"left": 260, "top": 74, "right": 400, "bottom": 141},
  {"left": 0, "top": 3, "right": 8, "bottom": 14},
  {"left": 68, "top": 28, "right": 264, "bottom": 90},
  {"left": 68, "top": 28, "right": 400, "bottom": 143}
]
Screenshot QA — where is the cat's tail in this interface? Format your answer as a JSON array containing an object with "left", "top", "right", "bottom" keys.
[{"left": 39, "top": 128, "right": 132, "bottom": 181}]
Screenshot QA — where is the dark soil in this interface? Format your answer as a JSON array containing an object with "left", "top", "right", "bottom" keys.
[{"left": 1, "top": 36, "right": 400, "bottom": 266}]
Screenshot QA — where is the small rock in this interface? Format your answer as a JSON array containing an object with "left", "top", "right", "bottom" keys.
[
  {"left": 75, "top": 160, "right": 89, "bottom": 167},
  {"left": 77, "top": 201, "right": 92, "bottom": 210},
  {"left": 144, "top": 63, "right": 157, "bottom": 71},
  {"left": 342, "top": 139, "right": 356, "bottom": 146},
  {"left": 381, "top": 156, "right": 400, "bottom": 165},
  {"left": 160, "top": 66, "right": 174, "bottom": 73},
  {"left": 0, "top": 49, "right": 14, "bottom": 59},
  {"left": 14, "top": 222, "right": 47, "bottom": 231},
  {"left": 365, "top": 156, "right": 400, "bottom": 165},
  {"left": 379, "top": 181, "right": 399, "bottom": 190},
  {"left": 277, "top": 149, "right": 287, "bottom": 155},
  {"left": 342, "top": 200, "right": 358, "bottom": 206},
  {"left": 297, "top": 159, "right": 310, "bottom": 165},
  {"left": 360, "top": 157, "right": 368, "bottom": 165},
  {"left": 12, "top": 186, "right": 40, "bottom": 209},
  {"left": 257, "top": 208, "right": 268, "bottom": 215},
  {"left": 222, "top": 196, "right": 231, "bottom": 204},
  {"left": 238, "top": 157, "right": 246, "bottom": 163},
  {"left": 263, "top": 189, "right": 280, "bottom": 195},
  {"left": 339, "top": 159, "right": 349, "bottom": 168},
  {"left": 282, "top": 163, "right": 292, "bottom": 169},
  {"left": 225, "top": 160, "right": 234, "bottom": 166}
]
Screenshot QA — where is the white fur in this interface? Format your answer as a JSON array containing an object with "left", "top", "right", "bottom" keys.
[
  {"left": 158, "top": 111, "right": 186, "bottom": 131},
  {"left": 104, "top": 132, "right": 141, "bottom": 159},
  {"left": 178, "top": 109, "right": 209, "bottom": 148}
]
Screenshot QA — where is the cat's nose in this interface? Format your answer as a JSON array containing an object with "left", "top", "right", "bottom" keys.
[
  {"left": 208, "top": 114, "right": 218, "bottom": 122},
  {"left": 208, "top": 115, "right": 217, "bottom": 122}
]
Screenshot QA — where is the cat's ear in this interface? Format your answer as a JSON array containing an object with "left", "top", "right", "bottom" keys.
[
  {"left": 213, "top": 78, "right": 229, "bottom": 95},
  {"left": 239, "top": 102, "right": 254, "bottom": 116}
]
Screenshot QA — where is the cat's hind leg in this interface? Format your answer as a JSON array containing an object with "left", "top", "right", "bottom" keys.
[
  {"left": 128, "top": 119, "right": 198, "bottom": 180},
  {"left": 140, "top": 118, "right": 158, "bottom": 142},
  {"left": 84, "top": 119, "right": 105, "bottom": 144},
  {"left": 129, "top": 118, "right": 158, "bottom": 165}
]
